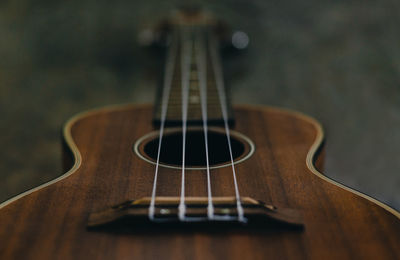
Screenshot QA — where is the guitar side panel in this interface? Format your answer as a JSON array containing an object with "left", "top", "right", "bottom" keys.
[{"left": 0, "top": 104, "right": 399, "bottom": 260}]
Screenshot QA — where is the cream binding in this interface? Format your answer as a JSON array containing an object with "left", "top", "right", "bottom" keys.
[{"left": 1, "top": 104, "right": 399, "bottom": 220}]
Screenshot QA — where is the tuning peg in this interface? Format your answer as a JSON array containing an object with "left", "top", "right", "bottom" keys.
[
  {"left": 138, "top": 29, "right": 157, "bottom": 47},
  {"left": 231, "top": 31, "right": 249, "bottom": 50},
  {"left": 138, "top": 20, "right": 172, "bottom": 48},
  {"left": 220, "top": 30, "right": 249, "bottom": 59}
]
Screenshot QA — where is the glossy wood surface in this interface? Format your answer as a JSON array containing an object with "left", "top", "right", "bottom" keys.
[{"left": 0, "top": 104, "right": 399, "bottom": 259}]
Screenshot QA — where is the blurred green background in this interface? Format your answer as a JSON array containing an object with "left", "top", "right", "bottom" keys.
[{"left": 1, "top": 0, "right": 400, "bottom": 210}]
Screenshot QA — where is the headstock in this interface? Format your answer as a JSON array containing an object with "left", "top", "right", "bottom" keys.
[{"left": 138, "top": 7, "right": 249, "bottom": 51}]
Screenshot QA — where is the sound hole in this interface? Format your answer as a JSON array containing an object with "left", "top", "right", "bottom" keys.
[{"left": 142, "top": 129, "right": 246, "bottom": 167}]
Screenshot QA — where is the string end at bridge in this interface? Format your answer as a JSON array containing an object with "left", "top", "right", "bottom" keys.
[{"left": 87, "top": 196, "right": 303, "bottom": 230}]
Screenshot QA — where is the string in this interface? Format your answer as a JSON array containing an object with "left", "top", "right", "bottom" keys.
[
  {"left": 209, "top": 33, "right": 246, "bottom": 223},
  {"left": 148, "top": 30, "right": 178, "bottom": 220},
  {"left": 195, "top": 28, "right": 215, "bottom": 220},
  {"left": 178, "top": 27, "right": 192, "bottom": 221}
]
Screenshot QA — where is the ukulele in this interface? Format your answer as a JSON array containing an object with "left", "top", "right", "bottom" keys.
[{"left": 1, "top": 8, "right": 399, "bottom": 260}]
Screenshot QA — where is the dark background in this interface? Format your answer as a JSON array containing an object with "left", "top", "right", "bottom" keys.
[{"left": 1, "top": 0, "right": 399, "bottom": 210}]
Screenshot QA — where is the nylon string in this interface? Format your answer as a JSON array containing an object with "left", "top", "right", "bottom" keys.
[
  {"left": 195, "top": 29, "right": 215, "bottom": 220},
  {"left": 178, "top": 27, "right": 192, "bottom": 221},
  {"left": 148, "top": 30, "right": 178, "bottom": 220},
  {"left": 209, "top": 33, "right": 246, "bottom": 222}
]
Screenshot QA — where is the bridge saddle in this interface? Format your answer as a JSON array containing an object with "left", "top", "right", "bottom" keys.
[{"left": 87, "top": 197, "right": 303, "bottom": 230}]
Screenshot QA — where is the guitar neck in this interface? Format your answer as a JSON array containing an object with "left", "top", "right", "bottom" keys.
[{"left": 153, "top": 24, "right": 234, "bottom": 127}]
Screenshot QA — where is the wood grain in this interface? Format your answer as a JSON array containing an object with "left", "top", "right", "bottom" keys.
[{"left": 0, "top": 104, "right": 399, "bottom": 260}]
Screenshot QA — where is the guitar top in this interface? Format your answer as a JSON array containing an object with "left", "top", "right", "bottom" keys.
[{"left": 1, "top": 8, "right": 399, "bottom": 260}]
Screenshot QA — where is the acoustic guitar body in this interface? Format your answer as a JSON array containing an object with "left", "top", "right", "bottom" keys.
[{"left": 0, "top": 104, "right": 399, "bottom": 260}]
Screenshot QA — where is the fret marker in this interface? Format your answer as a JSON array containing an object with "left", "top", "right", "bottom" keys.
[
  {"left": 190, "top": 71, "right": 198, "bottom": 80},
  {"left": 190, "top": 95, "right": 200, "bottom": 104},
  {"left": 190, "top": 82, "right": 198, "bottom": 90}
]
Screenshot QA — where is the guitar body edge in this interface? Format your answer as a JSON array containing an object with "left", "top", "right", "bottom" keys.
[{"left": 0, "top": 103, "right": 399, "bottom": 259}]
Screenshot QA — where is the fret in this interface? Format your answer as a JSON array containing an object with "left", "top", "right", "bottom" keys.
[{"left": 153, "top": 25, "right": 234, "bottom": 126}]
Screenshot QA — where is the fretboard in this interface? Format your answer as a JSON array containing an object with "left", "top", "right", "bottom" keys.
[{"left": 153, "top": 25, "right": 234, "bottom": 126}]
